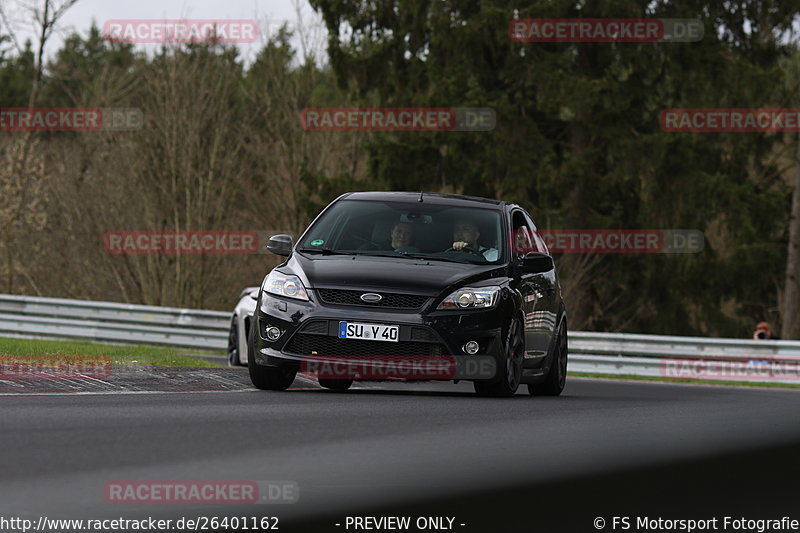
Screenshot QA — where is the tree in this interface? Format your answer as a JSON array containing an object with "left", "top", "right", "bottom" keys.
[
  {"left": 0, "top": 0, "right": 80, "bottom": 106},
  {"left": 785, "top": 136, "right": 800, "bottom": 338},
  {"left": 0, "top": 135, "right": 47, "bottom": 293},
  {"left": 0, "top": 0, "right": 78, "bottom": 293}
]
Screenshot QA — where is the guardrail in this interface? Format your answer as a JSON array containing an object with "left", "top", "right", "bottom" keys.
[
  {"left": 1, "top": 293, "right": 799, "bottom": 384},
  {"left": 0, "top": 294, "right": 230, "bottom": 350},
  {"left": 569, "top": 332, "right": 800, "bottom": 384}
]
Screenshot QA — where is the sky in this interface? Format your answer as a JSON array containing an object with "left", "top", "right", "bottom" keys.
[{"left": 2, "top": 0, "right": 329, "bottom": 65}]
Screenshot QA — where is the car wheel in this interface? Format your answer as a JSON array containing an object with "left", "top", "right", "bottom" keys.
[
  {"left": 318, "top": 378, "right": 354, "bottom": 391},
  {"left": 247, "top": 326, "right": 296, "bottom": 390},
  {"left": 474, "top": 317, "right": 523, "bottom": 397},
  {"left": 227, "top": 315, "right": 241, "bottom": 366},
  {"left": 528, "top": 320, "right": 567, "bottom": 396}
]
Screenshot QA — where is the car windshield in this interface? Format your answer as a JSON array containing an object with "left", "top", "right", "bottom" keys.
[{"left": 296, "top": 199, "right": 505, "bottom": 265}]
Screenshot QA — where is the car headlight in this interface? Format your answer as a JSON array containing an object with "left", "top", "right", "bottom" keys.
[
  {"left": 437, "top": 286, "right": 501, "bottom": 310},
  {"left": 264, "top": 270, "right": 309, "bottom": 301}
]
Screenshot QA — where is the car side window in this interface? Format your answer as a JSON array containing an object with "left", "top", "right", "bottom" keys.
[
  {"left": 522, "top": 211, "right": 549, "bottom": 255},
  {"left": 511, "top": 211, "right": 534, "bottom": 258}
]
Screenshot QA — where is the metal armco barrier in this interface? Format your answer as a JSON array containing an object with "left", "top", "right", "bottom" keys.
[
  {"left": 0, "top": 294, "right": 229, "bottom": 350},
  {"left": 569, "top": 331, "right": 800, "bottom": 384},
  {"left": 1, "top": 293, "right": 799, "bottom": 384}
]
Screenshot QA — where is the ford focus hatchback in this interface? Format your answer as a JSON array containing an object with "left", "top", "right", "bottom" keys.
[{"left": 249, "top": 191, "right": 567, "bottom": 397}]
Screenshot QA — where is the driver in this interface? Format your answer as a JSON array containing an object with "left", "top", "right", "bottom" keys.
[{"left": 451, "top": 220, "right": 498, "bottom": 261}]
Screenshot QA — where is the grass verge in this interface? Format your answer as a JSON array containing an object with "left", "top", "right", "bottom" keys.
[{"left": 0, "top": 336, "right": 223, "bottom": 368}]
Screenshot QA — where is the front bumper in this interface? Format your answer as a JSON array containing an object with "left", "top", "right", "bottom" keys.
[{"left": 253, "top": 289, "right": 507, "bottom": 381}]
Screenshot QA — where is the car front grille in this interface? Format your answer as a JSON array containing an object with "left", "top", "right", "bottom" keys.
[
  {"left": 284, "top": 334, "right": 445, "bottom": 357},
  {"left": 316, "top": 289, "right": 429, "bottom": 310},
  {"left": 299, "top": 320, "right": 328, "bottom": 334}
]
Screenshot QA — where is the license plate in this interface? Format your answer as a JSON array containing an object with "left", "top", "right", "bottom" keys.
[{"left": 338, "top": 322, "right": 399, "bottom": 342}]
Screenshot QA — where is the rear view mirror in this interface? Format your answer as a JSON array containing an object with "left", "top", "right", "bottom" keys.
[
  {"left": 267, "top": 234, "right": 293, "bottom": 256},
  {"left": 520, "top": 252, "right": 554, "bottom": 274}
]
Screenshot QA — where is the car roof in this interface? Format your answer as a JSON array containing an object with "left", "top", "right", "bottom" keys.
[{"left": 340, "top": 191, "right": 507, "bottom": 209}]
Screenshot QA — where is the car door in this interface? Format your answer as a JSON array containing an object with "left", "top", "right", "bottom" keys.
[
  {"left": 510, "top": 210, "right": 553, "bottom": 370},
  {"left": 523, "top": 210, "right": 559, "bottom": 357}
]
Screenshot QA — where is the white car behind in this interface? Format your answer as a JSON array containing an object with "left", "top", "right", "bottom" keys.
[{"left": 227, "top": 286, "right": 259, "bottom": 366}]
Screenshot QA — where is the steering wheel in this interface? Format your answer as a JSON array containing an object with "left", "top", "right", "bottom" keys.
[{"left": 444, "top": 245, "right": 485, "bottom": 258}]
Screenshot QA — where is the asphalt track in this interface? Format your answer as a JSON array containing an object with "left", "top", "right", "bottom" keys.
[{"left": 1, "top": 367, "right": 799, "bottom": 532}]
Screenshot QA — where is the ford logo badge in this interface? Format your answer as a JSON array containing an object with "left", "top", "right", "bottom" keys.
[{"left": 360, "top": 293, "right": 383, "bottom": 303}]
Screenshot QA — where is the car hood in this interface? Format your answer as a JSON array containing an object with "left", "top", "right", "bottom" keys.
[{"left": 287, "top": 253, "right": 505, "bottom": 295}]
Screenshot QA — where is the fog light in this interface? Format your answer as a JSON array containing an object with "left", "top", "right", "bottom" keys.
[
  {"left": 265, "top": 326, "right": 282, "bottom": 341},
  {"left": 463, "top": 341, "right": 479, "bottom": 354}
]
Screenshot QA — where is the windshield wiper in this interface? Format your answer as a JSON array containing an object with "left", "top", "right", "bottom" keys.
[
  {"left": 356, "top": 252, "right": 418, "bottom": 260},
  {"left": 359, "top": 252, "right": 467, "bottom": 264},
  {"left": 398, "top": 253, "right": 469, "bottom": 264},
  {"left": 298, "top": 248, "right": 471, "bottom": 264},
  {"left": 296, "top": 247, "right": 354, "bottom": 256}
]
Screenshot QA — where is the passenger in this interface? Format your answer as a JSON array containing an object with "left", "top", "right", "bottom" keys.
[
  {"left": 451, "top": 219, "right": 498, "bottom": 261},
  {"left": 391, "top": 222, "right": 420, "bottom": 253}
]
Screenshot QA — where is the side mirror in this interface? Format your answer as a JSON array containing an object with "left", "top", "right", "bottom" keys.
[
  {"left": 267, "top": 234, "right": 293, "bottom": 257},
  {"left": 520, "top": 252, "right": 554, "bottom": 274}
]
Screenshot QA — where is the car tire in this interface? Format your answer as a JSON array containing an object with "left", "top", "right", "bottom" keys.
[
  {"left": 227, "top": 315, "right": 242, "bottom": 366},
  {"left": 318, "top": 378, "right": 353, "bottom": 391},
  {"left": 473, "top": 317, "right": 523, "bottom": 397},
  {"left": 247, "top": 326, "right": 296, "bottom": 390},
  {"left": 528, "top": 320, "right": 567, "bottom": 396}
]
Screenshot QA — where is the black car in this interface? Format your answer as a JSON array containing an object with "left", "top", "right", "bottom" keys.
[{"left": 248, "top": 191, "right": 567, "bottom": 397}]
